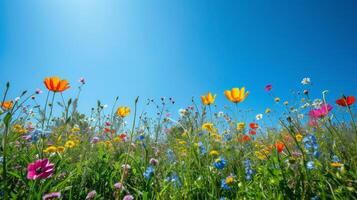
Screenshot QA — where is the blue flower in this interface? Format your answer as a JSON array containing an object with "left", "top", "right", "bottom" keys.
[
  {"left": 198, "top": 142, "right": 207, "bottom": 155},
  {"left": 307, "top": 161, "right": 315, "bottom": 170},
  {"left": 244, "top": 159, "right": 255, "bottom": 180},
  {"left": 143, "top": 166, "right": 154, "bottom": 180},
  {"left": 223, "top": 133, "right": 232, "bottom": 141},
  {"left": 303, "top": 134, "right": 319, "bottom": 157},
  {"left": 137, "top": 134, "right": 145, "bottom": 141},
  {"left": 30, "top": 129, "right": 51, "bottom": 142},
  {"left": 167, "top": 149, "right": 176, "bottom": 162},
  {"left": 332, "top": 155, "right": 340, "bottom": 163},
  {"left": 214, "top": 157, "right": 227, "bottom": 170},
  {"left": 165, "top": 172, "right": 181, "bottom": 187},
  {"left": 220, "top": 175, "right": 234, "bottom": 190}
]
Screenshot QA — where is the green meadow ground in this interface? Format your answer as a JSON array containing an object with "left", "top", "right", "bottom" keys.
[{"left": 1, "top": 79, "right": 357, "bottom": 200}]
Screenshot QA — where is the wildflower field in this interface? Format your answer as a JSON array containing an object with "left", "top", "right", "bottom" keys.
[{"left": 1, "top": 77, "right": 356, "bottom": 200}]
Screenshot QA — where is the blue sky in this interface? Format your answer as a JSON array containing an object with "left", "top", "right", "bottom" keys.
[{"left": 1, "top": 0, "right": 356, "bottom": 121}]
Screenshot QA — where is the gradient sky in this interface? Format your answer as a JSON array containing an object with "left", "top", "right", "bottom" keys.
[{"left": 1, "top": 0, "right": 356, "bottom": 121}]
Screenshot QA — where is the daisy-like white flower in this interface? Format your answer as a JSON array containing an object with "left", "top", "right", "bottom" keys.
[
  {"left": 256, "top": 114, "right": 263, "bottom": 120},
  {"left": 301, "top": 77, "right": 311, "bottom": 85}
]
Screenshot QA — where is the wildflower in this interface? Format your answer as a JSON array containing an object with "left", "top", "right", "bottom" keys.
[
  {"left": 336, "top": 96, "right": 355, "bottom": 107},
  {"left": 249, "top": 122, "right": 259, "bottom": 129},
  {"left": 201, "top": 92, "right": 216, "bottom": 105},
  {"left": 244, "top": 159, "right": 255, "bottom": 180},
  {"left": 85, "top": 190, "right": 96, "bottom": 200},
  {"left": 114, "top": 182, "right": 123, "bottom": 190},
  {"left": 209, "top": 150, "right": 219, "bottom": 156},
  {"left": 43, "top": 146, "right": 57, "bottom": 153},
  {"left": 56, "top": 146, "right": 65, "bottom": 153},
  {"left": 27, "top": 158, "right": 55, "bottom": 180},
  {"left": 44, "top": 77, "right": 70, "bottom": 92},
  {"left": 301, "top": 77, "right": 311, "bottom": 85},
  {"left": 306, "top": 161, "right": 315, "bottom": 170},
  {"left": 274, "top": 97, "right": 280, "bottom": 102},
  {"left": 309, "top": 104, "right": 333, "bottom": 118},
  {"left": 241, "top": 135, "right": 251, "bottom": 142},
  {"left": 71, "top": 126, "right": 80, "bottom": 133},
  {"left": 65, "top": 140, "right": 76, "bottom": 148},
  {"left": 256, "top": 114, "right": 263, "bottom": 120},
  {"left": 13, "top": 124, "right": 27, "bottom": 134},
  {"left": 91, "top": 136, "right": 100, "bottom": 144},
  {"left": 255, "top": 151, "right": 267, "bottom": 160},
  {"left": 303, "top": 89, "right": 309, "bottom": 95},
  {"left": 178, "top": 108, "right": 188, "bottom": 117},
  {"left": 265, "top": 84, "right": 272, "bottom": 92},
  {"left": 42, "top": 192, "right": 61, "bottom": 200},
  {"left": 275, "top": 141, "right": 285, "bottom": 153},
  {"left": 143, "top": 166, "right": 154, "bottom": 180},
  {"left": 217, "top": 111, "right": 224, "bottom": 118},
  {"left": 265, "top": 108, "right": 271, "bottom": 113},
  {"left": 224, "top": 87, "right": 249, "bottom": 103},
  {"left": 303, "top": 134, "right": 319, "bottom": 157},
  {"left": 237, "top": 122, "right": 245, "bottom": 131},
  {"left": 149, "top": 158, "right": 159, "bottom": 166},
  {"left": 330, "top": 155, "right": 343, "bottom": 168},
  {"left": 298, "top": 114, "right": 304, "bottom": 119},
  {"left": 202, "top": 123, "right": 215, "bottom": 133},
  {"left": 249, "top": 130, "right": 256, "bottom": 135},
  {"left": 295, "top": 134, "right": 303, "bottom": 142},
  {"left": 221, "top": 175, "right": 234, "bottom": 190},
  {"left": 312, "top": 99, "right": 323, "bottom": 108},
  {"left": 1, "top": 101, "right": 13, "bottom": 110},
  {"left": 167, "top": 149, "right": 176, "bottom": 162},
  {"left": 165, "top": 172, "right": 182, "bottom": 187},
  {"left": 213, "top": 157, "right": 227, "bottom": 170},
  {"left": 117, "top": 106, "right": 130, "bottom": 117},
  {"left": 36, "top": 88, "right": 43, "bottom": 94},
  {"left": 197, "top": 142, "right": 207, "bottom": 155},
  {"left": 123, "top": 195, "right": 134, "bottom": 200},
  {"left": 283, "top": 101, "right": 288, "bottom": 105},
  {"left": 78, "top": 77, "right": 86, "bottom": 84}
]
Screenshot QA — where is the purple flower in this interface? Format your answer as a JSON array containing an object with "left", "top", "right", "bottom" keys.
[
  {"left": 149, "top": 158, "right": 159, "bottom": 166},
  {"left": 265, "top": 84, "right": 272, "bottom": 92},
  {"left": 86, "top": 190, "right": 96, "bottom": 199},
  {"left": 91, "top": 137, "right": 100, "bottom": 144},
  {"left": 123, "top": 194, "right": 134, "bottom": 200},
  {"left": 114, "top": 182, "right": 123, "bottom": 190},
  {"left": 42, "top": 192, "right": 61, "bottom": 200}
]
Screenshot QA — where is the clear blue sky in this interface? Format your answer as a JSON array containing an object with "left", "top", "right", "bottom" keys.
[{"left": 1, "top": 0, "right": 356, "bottom": 121}]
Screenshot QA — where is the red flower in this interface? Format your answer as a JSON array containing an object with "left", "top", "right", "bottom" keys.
[
  {"left": 249, "top": 130, "right": 256, "bottom": 135},
  {"left": 275, "top": 141, "right": 285, "bottom": 153},
  {"left": 249, "top": 123, "right": 259, "bottom": 129},
  {"left": 265, "top": 84, "right": 272, "bottom": 92},
  {"left": 119, "top": 133, "right": 127, "bottom": 141},
  {"left": 242, "top": 135, "right": 251, "bottom": 142},
  {"left": 336, "top": 96, "right": 355, "bottom": 107}
]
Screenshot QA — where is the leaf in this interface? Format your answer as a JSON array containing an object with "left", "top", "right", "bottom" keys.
[{"left": 3, "top": 112, "right": 12, "bottom": 126}]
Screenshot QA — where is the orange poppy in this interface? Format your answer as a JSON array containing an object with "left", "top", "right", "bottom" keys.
[
  {"left": 44, "top": 77, "right": 70, "bottom": 92},
  {"left": 1, "top": 101, "right": 13, "bottom": 110},
  {"left": 336, "top": 96, "right": 355, "bottom": 107},
  {"left": 275, "top": 141, "right": 285, "bottom": 153},
  {"left": 224, "top": 87, "right": 249, "bottom": 103}
]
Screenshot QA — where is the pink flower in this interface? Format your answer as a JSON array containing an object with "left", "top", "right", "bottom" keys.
[
  {"left": 308, "top": 104, "right": 333, "bottom": 118},
  {"left": 265, "top": 84, "right": 272, "bottom": 92},
  {"left": 91, "top": 136, "right": 100, "bottom": 144},
  {"left": 123, "top": 195, "right": 134, "bottom": 200},
  {"left": 114, "top": 182, "right": 123, "bottom": 190},
  {"left": 79, "top": 77, "right": 86, "bottom": 84},
  {"left": 27, "top": 158, "right": 55, "bottom": 180},
  {"left": 149, "top": 158, "right": 159, "bottom": 166},
  {"left": 105, "top": 121, "right": 111, "bottom": 126},
  {"left": 35, "top": 88, "right": 43, "bottom": 94},
  {"left": 42, "top": 192, "right": 61, "bottom": 200},
  {"left": 86, "top": 190, "right": 96, "bottom": 199}
]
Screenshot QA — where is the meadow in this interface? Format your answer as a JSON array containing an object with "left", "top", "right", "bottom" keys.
[{"left": 0, "top": 77, "right": 356, "bottom": 200}]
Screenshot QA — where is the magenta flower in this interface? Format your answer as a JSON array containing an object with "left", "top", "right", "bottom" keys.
[
  {"left": 27, "top": 158, "right": 55, "bottom": 180},
  {"left": 114, "top": 182, "right": 123, "bottom": 190},
  {"left": 42, "top": 192, "right": 61, "bottom": 200},
  {"left": 86, "top": 190, "right": 96, "bottom": 199},
  {"left": 308, "top": 104, "right": 333, "bottom": 118},
  {"left": 265, "top": 84, "right": 272, "bottom": 92}
]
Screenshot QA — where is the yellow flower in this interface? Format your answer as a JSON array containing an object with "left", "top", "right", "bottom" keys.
[
  {"left": 43, "top": 146, "right": 57, "bottom": 153},
  {"left": 255, "top": 151, "right": 267, "bottom": 160},
  {"left": 213, "top": 134, "right": 222, "bottom": 141},
  {"left": 225, "top": 176, "right": 234, "bottom": 185},
  {"left": 274, "top": 97, "right": 280, "bottom": 102},
  {"left": 178, "top": 140, "right": 187, "bottom": 145},
  {"left": 237, "top": 122, "right": 245, "bottom": 131},
  {"left": 330, "top": 162, "right": 343, "bottom": 167},
  {"left": 202, "top": 123, "right": 215, "bottom": 133},
  {"left": 265, "top": 108, "right": 271, "bottom": 113},
  {"left": 117, "top": 106, "right": 130, "bottom": 117},
  {"left": 105, "top": 140, "right": 112, "bottom": 147},
  {"left": 283, "top": 101, "right": 289, "bottom": 105},
  {"left": 56, "top": 146, "right": 65, "bottom": 153},
  {"left": 201, "top": 92, "right": 216, "bottom": 105},
  {"left": 12, "top": 124, "right": 27, "bottom": 134},
  {"left": 65, "top": 140, "right": 76, "bottom": 148},
  {"left": 295, "top": 134, "right": 303, "bottom": 142},
  {"left": 71, "top": 126, "right": 80, "bottom": 133},
  {"left": 224, "top": 87, "right": 249, "bottom": 103},
  {"left": 209, "top": 150, "right": 219, "bottom": 156}
]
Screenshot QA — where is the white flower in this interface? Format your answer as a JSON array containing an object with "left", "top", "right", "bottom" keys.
[
  {"left": 256, "top": 114, "right": 263, "bottom": 120},
  {"left": 298, "top": 114, "right": 304, "bottom": 119},
  {"left": 312, "top": 99, "right": 322, "bottom": 108},
  {"left": 217, "top": 111, "right": 224, "bottom": 118},
  {"left": 301, "top": 77, "right": 311, "bottom": 85},
  {"left": 178, "top": 109, "right": 187, "bottom": 117},
  {"left": 15, "top": 97, "right": 20, "bottom": 102},
  {"left": 301, "top": 103, "right": 310, "bottom": 109}
]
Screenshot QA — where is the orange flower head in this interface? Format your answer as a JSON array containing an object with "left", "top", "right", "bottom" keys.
[
  {"left": 201, "top": 92, "right": 216, "bottom": 105},
  {"left": 275, "top": 141, "right": 285, "bottom": 153},
  {"left": 117, "top": 107, "right": 130, "bottom": 117},
  {"left": 224, "top": 87, "right": 249, "bottom": 103},
  {"left": 1, "top": 101, "right": 13, "bottom": 110},
  {"left": 44, "top": 77, "right": 70, "bottom": 92}
]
